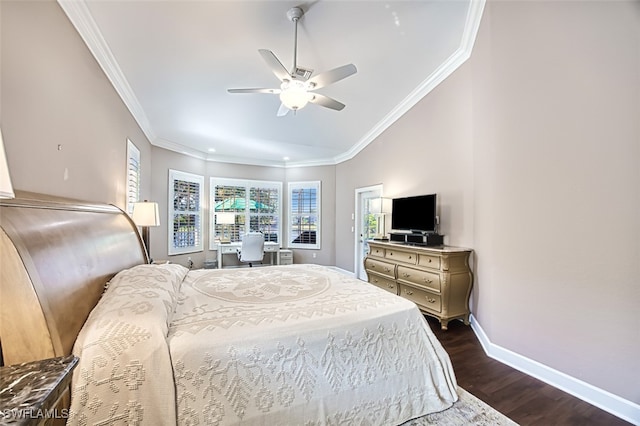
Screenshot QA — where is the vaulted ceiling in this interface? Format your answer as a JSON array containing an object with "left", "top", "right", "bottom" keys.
[{"left": 59, "top": 0, "right": 484, "bottom": 167}]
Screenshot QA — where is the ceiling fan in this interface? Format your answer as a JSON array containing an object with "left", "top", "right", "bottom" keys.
[{"left": 227, "top": 7, "right": 357, "bottom": 116}]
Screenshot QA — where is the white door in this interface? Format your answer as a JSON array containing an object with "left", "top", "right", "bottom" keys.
[{"left": 354, "top": 185, "right": 382, "bottom": 280}]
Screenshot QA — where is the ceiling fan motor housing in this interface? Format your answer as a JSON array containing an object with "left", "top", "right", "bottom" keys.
[
  {"left": 293, "top": 66, "right": 313, "bottom": 80},
  {"left": 287, "top": 7, "right": 304, "bottom": 22}
]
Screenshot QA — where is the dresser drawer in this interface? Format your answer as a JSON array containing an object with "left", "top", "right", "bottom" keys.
[
  {"left": 399, "top": 284, "right": 442, "bottom": 313},
  {"left": 368, "top": 275, "right": 398, "bottom": 295},
  {"left": 368, "top": 245, "right": 385, "bottom": 258},
  {"left": 418, "top": 254, "right": 441, "bottom": 270},
  {"left": 385, "top": 249, "right": 417, "bottom": 265},
  {"left": 279, "top": 249, "right": 293, "bottom": 259},
  {"left": 397, "top": 266, "right": 441, "bottom": 292},
  {"left": 279, "top": 249, "right": 293, "bottom": 265},
  {"left": 364, "top": 258, "right": 396, "bottom": 279}
]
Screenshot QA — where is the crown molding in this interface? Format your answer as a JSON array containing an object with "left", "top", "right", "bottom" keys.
[
  {"left": 57, "top": 0, "right": 485, "bottom": 169},
  {"left": 57, "top": 0, "right": 156, "bottom": 143},
  {"left": 333, "top": 0, "right": 486, "bottom": 165}
]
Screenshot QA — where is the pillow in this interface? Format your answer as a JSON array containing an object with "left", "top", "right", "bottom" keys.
[{"left": 68, "top": 263, "right": 188, "bottom": 425}]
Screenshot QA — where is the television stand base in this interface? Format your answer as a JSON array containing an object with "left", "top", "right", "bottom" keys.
[{"left": 389, "top": 232, "right": 444, "bottom": 246}]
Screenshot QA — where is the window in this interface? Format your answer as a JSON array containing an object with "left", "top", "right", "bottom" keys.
[
  {"left": 210, "top": 178, "right": 281, "bottom": 246},
  {"left": 168, "top": 170, "right": 204, "bottom": 255},
  {"left": 126, "top": 139, "right": 140, "bottom": 214},
  {"left": 288, "top": 181, "right": 321, "bottom": 249}
]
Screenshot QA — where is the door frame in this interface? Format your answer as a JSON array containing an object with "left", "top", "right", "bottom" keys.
[{"left": 354, "top": 184, "right": 383, "bottom": 280}]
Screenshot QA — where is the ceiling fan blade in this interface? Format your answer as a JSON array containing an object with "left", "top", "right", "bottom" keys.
[
  {"left": 227, "top": 88, "right": 281, "bottom": 94},
  {"left": 309, "top": 93, "right": 345, "bottom": 111},
  {"left": 307, "top": 64, "right": 357, "bottom": 90},
  {"left": 259, "top": 49, "right": 291, "bottom": 82},
  {"left": 277, "top": 103, "right": 290, "bottom": 117}
]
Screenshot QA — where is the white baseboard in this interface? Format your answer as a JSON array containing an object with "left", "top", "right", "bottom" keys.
[{"left": 469, "top": 315, "right": 640, "bottom": 425}]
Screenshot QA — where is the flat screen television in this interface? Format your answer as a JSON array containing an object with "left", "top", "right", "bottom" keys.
[{"left": 391, "top": 194, "right": 437, "bottom": 233}]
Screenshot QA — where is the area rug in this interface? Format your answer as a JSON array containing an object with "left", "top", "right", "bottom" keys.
[{"left": 401, "top": 387, "right": 519, "bottom": 425}]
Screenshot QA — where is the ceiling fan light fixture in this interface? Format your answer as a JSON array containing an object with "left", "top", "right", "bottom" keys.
[
  {"left": 227, "top": 7, "right": 356, "bottom": 116},
  {"left": 279, "top": 79, "right": 310, "bottom": 111}
]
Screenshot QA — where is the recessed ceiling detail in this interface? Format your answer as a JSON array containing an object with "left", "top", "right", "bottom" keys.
[
  {"left": 227, "top": 7, "right": 358, "bottom": 117},
  {"left": 57, "top": 0, "right": 485, "bottom": 168}
]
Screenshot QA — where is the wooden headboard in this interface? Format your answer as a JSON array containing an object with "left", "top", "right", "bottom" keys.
[{"left": 0, "top": 191, "right": 147, "bottom": 366}]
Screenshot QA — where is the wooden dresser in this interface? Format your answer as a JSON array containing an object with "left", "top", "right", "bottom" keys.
[{"left": 364, "top": 241, "right": 473, "bottom": 330}]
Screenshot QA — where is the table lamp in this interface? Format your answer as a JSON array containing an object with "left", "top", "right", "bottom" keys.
[
  {"left": 132, "top": 200, "right": 160, "bottom": 262},
  {"left": 369, "top": 197, "right": 392, "bottom": 240},
  {"left": 217, "top": 212, "right": 235, "bottom": 243}
]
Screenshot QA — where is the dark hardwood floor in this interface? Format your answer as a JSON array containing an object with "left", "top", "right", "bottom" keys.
[{"left": 426, "top": 316, "right": 631, "bottom": 426}]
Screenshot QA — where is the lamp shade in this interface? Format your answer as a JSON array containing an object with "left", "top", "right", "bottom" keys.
[
  {"left": 216, "top": 212, "right": 235, "bottom": 225},
  {"left": 132, "top": 201, "right": 160, "bottom": 227},
  {"left": 369, "top": 198, "right": 392, "bottom": 214},
  {"left": 0, "top": 128, "right": 15, "bottom": 199}
]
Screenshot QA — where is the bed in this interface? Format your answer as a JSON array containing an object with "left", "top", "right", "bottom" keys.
[{"left": 0, "top": 192, "right": 458, "bottom": 425}]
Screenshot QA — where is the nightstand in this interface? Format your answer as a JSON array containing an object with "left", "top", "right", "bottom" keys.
[
  {"left": 0, "top": 355, "right": 78, "bottom": 425},
  {"left": 279, "top": 249, "right": 293, "bottom": 265}
]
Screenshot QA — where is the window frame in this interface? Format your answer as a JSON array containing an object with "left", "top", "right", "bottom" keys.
[
  {"left": 209, "top": 177, "right": 282, "bottom": 248},
  {"left": 125, "top": 139, "right": 141, "bottom": 215},
  {"left": 287, "top": 181, "right": 321, "bottom": 250},
  {"left": 168, "top": 169, "right": 204, "bottom": 255}
]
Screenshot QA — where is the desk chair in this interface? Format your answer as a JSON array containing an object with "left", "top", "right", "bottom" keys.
[{"left": 237, "top": 232, "right": 265, "bottom": 267}]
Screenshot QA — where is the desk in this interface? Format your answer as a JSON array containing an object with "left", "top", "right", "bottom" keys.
[{"left": 215, "top": 241, "right": 280, "bottom": 269}]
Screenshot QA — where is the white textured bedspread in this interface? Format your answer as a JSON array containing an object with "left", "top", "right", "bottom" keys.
[{"left": 168, "top": 264, "right": 458, "bottom": 425}]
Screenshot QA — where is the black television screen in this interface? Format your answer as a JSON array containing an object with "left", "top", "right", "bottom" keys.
[{"left": 391, "top": 194, "right": 437, "bottom": 233}]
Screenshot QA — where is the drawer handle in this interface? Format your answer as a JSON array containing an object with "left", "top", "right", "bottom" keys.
[
  {"left": 373, "top": 278, "right": 378, "bottom": 283},
  {"left": 405, "top": 289, "right": 413, "bottom": 296},
  {"left": 427, "top": 297, "right": 436, "bottom": 303},
  {"left": 402, "top": 272, "right": 410, "bottom": 278},
  {"left": 428, "top": 259, "right": 432, "bottom": 263},
  {"left": 389, "top": 252, "right": 393, "bottom": 256},
  {"left": 388, "top": 284, "right": 395, "bottom": 289},
  {"left": 423, "top": 278, "right": 433, "bottom": 284},
  {"left": 408, "top": 255, "right": 412, "bottom": 259},
  {"left": 371, "top": 264, "right": 376, "bottom": 268},
  {"left": 384, "top": 267, "right": 391, "bottom": 272}
]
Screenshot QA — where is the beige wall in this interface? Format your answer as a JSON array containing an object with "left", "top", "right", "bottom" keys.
[
  {"left": 336, "top": 0, "right": 639, "bottom": 405},
  {"left": 285, "top": 165, "right": 336, "bottom": 266},
  {"left": 2, "top": 0, "right": 638, "bottom": 412},
  {"left": 1, "top": 0, "right": 153, "bottom": 206},
  {"left": 335, "top": 62, "right": 476, "bottom": 271},
  {"left": 470, "top": 0, "right": 639, "bottom": 404},
  {"left": 0, "top": 0, "right": 337, "bottom": 271},
  {"left": 149, "top": 147, "right": 336, "bottom": 269}
]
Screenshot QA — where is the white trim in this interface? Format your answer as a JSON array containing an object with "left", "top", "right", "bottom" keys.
[
  {"left": 353, "top": 185, "right": 383, "bottom": 279},
  {"left": 326, "top": 266, "right": 356, "bottom": 277},
  {"left": 469, "top": 315, "right": 640, "bottom": 425},
  {"left": 331, "top": 0, "right": 486, "bottom": 165},
  {"left": 57, "top": 0, "right": 486, "bottom": 169},
  {"left": 209, "top": 177, "right": 282, "bottom": 249},
  {"left": 287, "top": 181, "right": 321, "bottom": 250},
  {"left": 168, "top": 169, "right": 204, "bottom": 255},
  {"left": 125, "top": 139, "right": 141, "bottom": 215},
  {"left": 57, "top": 0, "right": 156, "bottom": 145}
]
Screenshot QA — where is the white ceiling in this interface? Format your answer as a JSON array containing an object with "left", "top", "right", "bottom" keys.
[{"left": 58, "top": 0, "right": 484, "bottom": 167}]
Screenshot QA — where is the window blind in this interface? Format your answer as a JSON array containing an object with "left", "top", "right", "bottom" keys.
[
  {"left": 126, "top": 140, "right": 140, "bottom": 215},
  {"left": 288, "top": 181, "right": 321, "bottom": 249},
  {"left": 210, "top": 178, "right": 282, "bottom": 247},
  {"left": 169, "top": 170, "right": 204, "bottom": 255}
]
